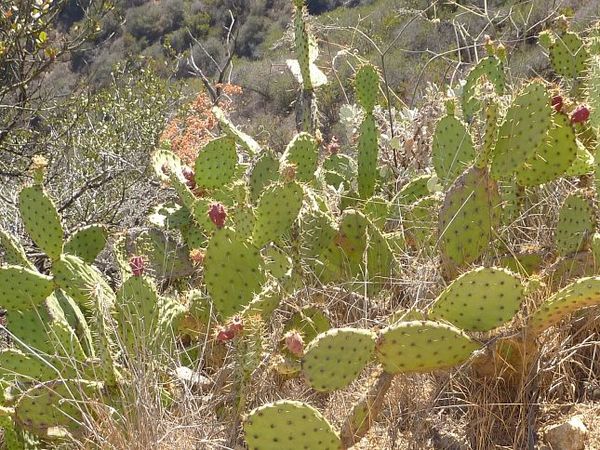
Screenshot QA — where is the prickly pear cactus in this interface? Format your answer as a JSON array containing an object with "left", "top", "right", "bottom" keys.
[
  {"left": 404, "top": 195, "right": 440, "bottom": 250},
  {"left": 301, "top": 328, "right": 376, "bottom": 391},
  {"left": 283, "top": 306, "right": 331, "bottom": 344},
  {"left": 555, "top": 192, "right": 594, "bottom": 257},
  {"left": 429, "top": 267, "right": 524, "bottom": 331},
  {"left": 357, "top": 114, "right": 379, "bottom": 199},
  {"left": 64, "top": 225, "right": 108, "bottom": 264},
  {"left": 204, "top": 228, "right": 265, "bottom": 318},
  {"left": 0, "top": 266, "right": 53, "bottom": 311},
  {"left": 364, "top": 222, "right": 394, "bottom": 296},
  {"left": 490, "top": 82, "right": 552, "bottom": 179},
  {"left": 252, "top": 181, "right": 303, "bottom": 248},
  {"left": 0, "top": 227, "right": 34, "bottom": 269},
  {"left": 194, "top": 136, "right": 238, "bottom": 189},
  {"left": 438, "top": 166, "right": 501, "bottom": 277},
  {"left": 375, "top": 321, "right": 481, "bottom": 374},
  {"left": 355, "top": 64, "right": 379, "bottom": 113},
  {"left": 528, "top": 276, "right": 600, "bottom": 334},
  {"left": 322, "top": 153, "right": 357, "bottom": 188},
  {"left": 515, "top": 113, "right": 578, "bottom": 186},
  {"left": 548, "top": 31, "right": 589, "bottom": 79},
  {"left": 244, "top": 400, "right": 341, "bottom": 450},
  {"left": 586, "top": 55, "right": 600, "bottom": 132},
  {"left": 18, "top": 186, "right": 64, "bottom": 260},
  {"left": 462, "top": 55, "right": 505, "bottom": 120},
  {"left": 394, "top": 174, "right": 434, "bottom": 210},
  {"left": 431, "top": 113, "right": 476, "bottom": 185},
  {"left": 281, "top": 133, "right": 319, "bottom": 181},
  {"left": 212, "top": 106, "right": 262, "bottom": 155}
]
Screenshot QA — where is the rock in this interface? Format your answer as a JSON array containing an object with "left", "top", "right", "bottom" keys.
[
  {"left": 544, "top": 415, "right": 588, "bottom": 450},
  {"left": 174, "top": 366, "right": 212, "bottom": 391}
]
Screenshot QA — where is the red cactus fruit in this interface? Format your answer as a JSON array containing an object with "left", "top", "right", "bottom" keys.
[
  {"left": 182, "top": 167, "right": 196, "bottom": 189},
  {"left": 284, "top": 330, "right": 305, "bottom": 357},
  {"left": 208, "top": 203, "right": 227, "bottom": 229},
  {"left": 216, "top": 316, "right": 244, "bottom": 342},
  {"left": 129, "top": 256, "right": 145, "bottom": 276},
  {"left": 551, "top": 95, "right": 563, "bottom": 112},
  {"left": 571, "top": 105, "right": 590, "bottom": 124}
]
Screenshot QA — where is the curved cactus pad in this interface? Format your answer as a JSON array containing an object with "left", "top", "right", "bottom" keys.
[
  {"left": 490, "top": 82, "right": 551, "bottom": 179},
  {"left": 244, "top": 400, "right": 341, "bottom": 450},
  {"left": 0, "top": 227, "right": 33, "bottom": 269},
  {"left": 283, "top": 306, "right": 331, "bottom": 345},
  {"left": 252, "top": 181, "right": 303, "bottom": 248},
  {"left": 430, "top": 267, "right": 524, "bottom": 331},
  {"left": 151, "top": 146, "right": 183, "bottom": 182},
  {"left": 555, "top": 193, "right": 594, "bottom": 257},
  {"left": 212, "top": 106, "right": 261, "bottom": 155},
  {"left": 376, "top": 320, "right": 481, "bottom": 374},
  {"left": 302, "top": 328, "right": 376, "bottom": 392},
  {"left": 194, "top": 136, "right": 238, "bottom": 189},
  {"left": 249, "top": 152, "right": 280, "bottom": 204},
  {"left": 0, "top": 266, "right": 53, "bottom": 311},
  {"left": 394, "top": 174, "right": 434, "bottom": 209},
  {"left": 355, "top": 64, "right": 379, "bottom": 113},
  {"left": 438, "top": 167, "right": 500, "bottom": 276},
  {"left": 528, "top": 276, "right": 600, "bottom": 334},
  {"left": 462, "top": 56, "right": 505, "bottom": 119},
  {"left": 204, "top": 228, "right": 265, "bottom": 318},
  {"left": 15, "top": 379, "right": 102, "bottom": 436},
  {"left": 322, "top": 153, "right": 357, "bottom": 188},
  {"left": 19, "top": 186, "right": 64, "bottom": 260},
  {"left": 64, "top": 225, "right": 108, "bottom": 264},
  {"left": 281, "top": 132, "right": 318, "bottom": 181},
  {"left": 432, "top": 115, "right": 476, "bottom": 185},
  {"left": 0, "top": 348, "right": 56, "bottom": 381}
]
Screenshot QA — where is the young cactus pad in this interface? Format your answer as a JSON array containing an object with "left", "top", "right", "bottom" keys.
[
  {"left": 301, "top": 328, "right": 376, "bottom": 392},
  {"left": 429, "top": 267, "right": 524, "bottom": 331},
  {"left": 243, "top": 400, "right": 341, "bottom": 450},
  {"left": 355, "top": 64, "right": 379, "bottom": 113},
  {"left": 0, "top": 266, "right": 53, "bottom": 311},
  {"left": 281, "top": 133, "right": 319, "bottom": 181},
  {"left": 64, "top": 225, "right": 108, "bottom": 264},
  {"left": 18, "top": 186, "right": 64, "bottom": 260},
  {"left": 555, "top": 193, "right": 594, "bottom": 257},
  {"left": 528, "top": 276, "right": 600, "bottom": 334},
  {"left": 249, "top": 152, "right": 280, "bottom": 204},
  {"left": 375, "top": 320, "right": 481, "bottom": 374},
  {"left": 204, "top": 228, "right": 265, "bottom": 318},
  {"left": 194, "top": 136, "right": 238, "bottom": 190},
  {"left": 252, "top": 181, "right": 303, "bottom": 248},
  {"left": 549, "top": 31, "right": 589, "bottom": 79},
  {"left": 431, "top": 114, "right": 476, "bottom": 185},
  {"left": 490, "top": 82, "right": 552, "bottom": 179},
  {"left": 462, "top": 55, "right": 505, "bottom": 120}
]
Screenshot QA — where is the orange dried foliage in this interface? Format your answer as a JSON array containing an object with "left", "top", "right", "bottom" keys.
[{"left": 160, "top": 84, "right": 242, "bottom": 164}]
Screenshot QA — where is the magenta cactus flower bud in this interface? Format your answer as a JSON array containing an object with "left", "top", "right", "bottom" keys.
[
  {"left": 208, "top": 203, "right": 227, "bottom": 229},
  {"left": 284, "top": 330, "right": 304, "bottom": 357},
  {"left": 571, "top": 105, "right": 590, "bottom": 124},
  {"left": 129, "top": 256, "right": 145, "bottom": 276}
]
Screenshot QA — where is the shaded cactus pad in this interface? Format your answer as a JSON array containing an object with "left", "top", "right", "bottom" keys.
[
  {"left": 0, "top": 266, "right": 53, "bottom": 311},
  {"left": 64, "top": 225, "right": 108, "bottom": 264},
  {"left": 194, "top": 136, "right": 238, "bottom": 189},
  {"left": 375, "top": 321, "right": 481, "bottom": 374},
  {"left": 244, "top": 400, "right": 341, "bottom": 450},
  {"left": 432, "top": 114, "right": 476, "bottom": 185},
  {"left": 301, "top": 328, "right": 376, "bottom": 392},
  {"left": 429, "top": 267, "right": 524, "bottom": 331},
  {"left": 555, "top": 192, "right": 594, "bottom": 257}
]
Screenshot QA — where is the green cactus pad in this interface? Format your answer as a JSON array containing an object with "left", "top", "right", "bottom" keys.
[
  {"left": 18, "top": 186, "right": 64, "bottom": 260},
  {"left": 0, "top": 348, "right": 57, "bottom": 381},
  {"left": 263, "top": 245, "right": 293, "bottom": 280},
  {"left": 301, "top": 328, "right": 376, "bottom": 392},
  {"left": 281, "top": 133, "right": 319, "bottom": 181},
  {"left": 565, "top": 142, "right": 595, "bottom": 176},
  {"left": 204, "top": 228, "right": 265, "bottom": 318},
  {"left": 477, "top": 100, "right": 499, "bottom": 168},
  {"left": 291, "top": 0, "right": 313, "bottom": 90},
  {"left": 586, "top": 55, "right": 600, "bottom": 132},
  {"left": 528, "top": 276, "right": 600, "bottom": 334},
  {"left": 462, "top": 56, "right": 505, "bottom": 119},
  {"left": 363, "top": 196, "right": 390, "bottom": 229},
  {"left": 194, "top": 137, "right": 238, "bottom": 189},
  {"left": 152, "top": 144, "right": 183, "bottom": 180},
  {"left": 555, "top": 193, "right": 594, "bottom": 257},
  {"left": 116, "top": 276, "right": 160, "bottom": 349},
  {"left": 299, "top": 208, "right": 337, "bottom": 260},
  {"left": 283, "top": 306, "right": 331, "bottom": 344},
  {"left": 0, "top": 227, "right": 34, "bottom": 269},
  {"left": 212, "top": 106, "right": 261, "bottom": 155},
  {"left": 438, "top": 167, "right": 500, "bottom": 276},
  {"left": 515, "top": 113, "right": 578, "bottom": 186},
  {"left": 394, "top": 174, "right": 434, "bottom": 209},
  {"left": 168, "top": 171, "right": 197, "bottom": 211},
  {"left": 252, "top": 181, "right": 303, "bottom": 248},
  {"left": 64, "top": 225, "right": 108, "bottom": 264},
  {"left": 15, "top": 379, "right": 102, "bottom": 436},
  {"left": 490, "top": 82, "right": 552, "bottom": 179},
  {"left": 53, "top": 290, "right": 94, "bottom": 358},
  {"left": 365, "top": 223, "right": 394, "bottom": 296},
  {"left": 429, "top": 267, "right": 524, "bottom": 331},
  {"left": 52, "top": 254, "right": 116, "bottom": 312},
  {"left": 249, "top": 152, "right": 280, "bottom": 204},
  {"left": 357, "top": 114, "right": 379, "bottom": 199},
  {"left": 432, "top": 115, "right": 476, "bottom": 185},
  {"left": 376, "top": 320, "right": 481, "bottom": 374},
  {"left": 0, "top": 266, "right": 53, "bottom": 311},
  {"left": 549, "top": 31, "right": 589, "bottom": 79},
  {"left": 244, "top": 400, "right": 341, "bottom": 450},
  {"left": 355, "top": 64, "right": 379, "bottom": 113},
  {"left": 403, "top": 195, "right": 440, "bottom": 250},
  {"left": 243, "top": 282, "right": 282, "bottom": 320},
  {"left": 498, "top": 252, "right": 544, "bottom": 276},
  {"left": 322, "top": 153, "right": 357, "bottom": 188}
]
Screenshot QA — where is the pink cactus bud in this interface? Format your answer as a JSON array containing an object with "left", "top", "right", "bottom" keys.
[
  {"left": 571, "top": 105, "right": 590, "bottom": 124},
  {"left": 216, "top": 327, "right": 235, "bottom": 342},
  {"left": 208, "top": 203, "right": 227, "bottom": 229},
  {"left": 284, "top": 330, "right": 304, "bottom": 357},
  {"left": 182, "top": 167, "right": 196, "bottom": 189},
  {"left": 551, "top": 95, "right": 563, "bottom": 112},
  {"left": 129, "top": 256, "right": 145, "bottom": 276}
]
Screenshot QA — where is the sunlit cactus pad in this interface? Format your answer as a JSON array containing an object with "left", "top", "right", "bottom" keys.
[
  {"left": 430, "top": 267, "right": 524, "bottom": 331},
  {"left": 244, "top": 400, "right": 341, "bottom": 450},
  {"left": 375, "top": 320, "right": 481, "bottom": 374},
  {"left": 301, "top": 328, "right": 376, "bottom": 392}
]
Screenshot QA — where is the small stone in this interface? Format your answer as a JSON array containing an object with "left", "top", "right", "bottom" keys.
[{"left": 544, "top": 415, "right": 588, "bottom": 450}]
